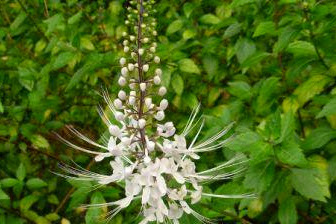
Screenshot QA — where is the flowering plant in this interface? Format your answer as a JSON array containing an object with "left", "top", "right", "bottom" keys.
[{"left": 57, "top": 0, "right": 253, "bottom": 223}]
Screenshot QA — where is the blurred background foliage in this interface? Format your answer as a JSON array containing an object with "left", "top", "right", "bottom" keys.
[{"left": 0, "top": 0, "right": 336, "bottom": 223}]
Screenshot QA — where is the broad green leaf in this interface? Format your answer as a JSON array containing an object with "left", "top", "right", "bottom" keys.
[
  {"left": 235, "top": 38, "right": 256, "bottom": 64},
  {"left": 227, "top": 131, "right": 261, "bottom": 152},
  {"left": 20, "top": 195, "right": 40, "bottom": 211},
  {"left": 255, "top": 77, "right": 280, "bottom": 115},
  {"left": 171, "top": 74, "right": 184, "bottom": 95},
  {"left": 183, "top": 3, "right": 196, "bottom": 18},
  {"left": 287, "top": 41, "right": 316, "bottom": 57},
  {"left": 18, "top": 67, "right": 35, "bottom": 91},
  {"left": 231, "top": 0, "right": 256, "bottom": 7},
  {"left": 253, "top": 21, "right": 276, "bottom": 37},
  {"left": 26, "top": 178, "right": 48, "bottom": 190},
  {"left": 244, "top": 161, "right": 275, "bottom": 193},
  {"left": 227, "top": 81, "right": 252, "bottom": 100},
  {"left": 317, "top": 97, "right": 336, "bottom": 118},
  {"left": 276, "top": 140, "right": 307, "bottom": 167},
  {"left": 329, "top": 156, "right": 336, "bottom": 181},
  {"left": 10, "top": 13, "right": 27, "bottom": 31},
  {"left": 274, "top": 26, "right": 299, "bottom": 53},
  {"left": 276, "top": 112, "right": 295, "bottom": 144},
  {"left": 302, "top": 127, "right": 336, "bottom": 151},
  {"left": 80, "top": 36, "right": 95, "bottom": 50},
  {"left": 278, "top": 197, "right": 298, "bottom": 224},
  {"left": 0, "top": 188, "right": 9, "bottom": 200},
  {"left": 68, "top": 11, "right": 82, "bottom": 24},
  {"left": 182, "top": 29, "right": 196, "bottom": 40},
  {"left": 178, "top": 59, "right": 200, "bottom": 74},
  {"left": 16, "top": 163, "right": 26, "bottom": 181},
  {"left": 166, "top": 20, "right": 183, "bottom": 35},
  {"left": 44, "top": 14, "right": 64, "bottom": 34},
  {"left": 52, "top": 52, "right": 76, "bottom": 70},
  {"left": 202, "top": 55, "right": 218, "bottom": 77},
  {"left": 0, "top": 178, "right": 19, "bottom": 188},
  {"left": 241, "top": 52, "right": 270, "bottom": 68},
  {"left": 200, "top": 14, "right": 221, "bottom": 25},
  {"left": 223, "top": 22, "right": 241, "bottom": 39},
  {"left": 85, "top": 192, "right": 106, "bottom": 224},
  {"left": 30, "top": 134, "right": 50, "bottom": 149}
]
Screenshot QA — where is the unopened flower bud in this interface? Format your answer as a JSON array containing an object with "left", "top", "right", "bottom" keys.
[
  {"left": 130, "top": 91, "right": 136, "bottom": 96},
  {"left": 138, "top": 119, "right": 146, "bottom": 129},
  {"left": 144, "top": 156, "right": 151, "bottom": 164},
  {"left": 150, "top": 47, "right": 156, "bottom": 53},
  {"left": 121, "top": 67, "right": 128, "bottom": 76},
  {"left": 124, "top": 46, "right": 129, "bottom": 53},
  {"left": 118, "top": 76, "right": 127, "bottom": 86},
  {"left": 130, "top": 35, "right": 135, "bottom": 41},
  {"left": 160, "top": 99, "right": 168, "bottom": 110},
  {"left": 128, "top": 63, "right": 135, "bottom": 71},
  {"left": 153, "top": 30, "right": 157, "bottom": 36},
  {"left": 114, "top": 99, "right": 123, "bottom": 109},
  {"left": 147, "top": 141, "right": 155, "bottom": 152},
  {"left": 155, "top": 68, "right": 162, "bottom": 76},
  {"left": 123, "top": 40, "right": 129, "bottom": 46},
  {"left": 120, "top": 57, "right": 126, "bottom": 66},
  {"left": 145, "top": 98, "right": 152, "bottom": 108},
  {"left": 158, "top": 86, "right": 167, "bottom": 96},
  {"left": 143, "top": 64, "right": 149, "bottom": 72},
  {"left": 129, "top": 83, "right": 136, "bottom": 89},
  {"left": 139, "top": 48, "right": 144, "bottom": 55},
  {"left": 109, "top": 125, "right": 120, "bottom": 137},
  {"left": 153, "top": 76, "right": 161, "bottom": 85},
  {"left": 155, "top": 111, "right": 165, "bottom": 121},
  {"left": 141, "top": 23, "right": 146, "bottom": 28},
  {"left": 154, "top": 56, "right": 160, "bottom": 64},
  {"left": 129, "top": 96, "right": 136, "bottom": 105},
  {"left": 115, "top": 112, "right": 124, "bottom": 121},
  {"left": 125, "top": 20, "right": 130, "bottom": 25},
  {"left": 140, "top": 83, "right": 146, "bottom": 91},
  {"left": 153, "top": 42, "right": 157, "bottom": 47},
  {"left": 143, "top": 37, "right": 149, "bottom": 43},
  {"left": 121, "top": 137, "right": 131, "bottom": 146},
  {"left": 118, "top": 90, "right": 127, "bottom": 100},
  {"left": 122, "top": 32, "right": 127, "bottom": 37},
  {"left": 131, "top": 52, "right": 137, "bottom": 58}
]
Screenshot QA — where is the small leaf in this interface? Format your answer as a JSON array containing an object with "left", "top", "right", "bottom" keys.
[
  {"left": 80, "top": 36, "right": 95, "bottom": 50},
  {"left": 276, "top": 140, "right": 307, "bottom": 167},
  {"left": 16, "top": 163, "right": 26, "bottom": 181},
  {"left": 274, "top": 26, "right": 299, "bottom": 53},
  {"left": 178, "top": 59, "right": 200, "bottom": 74},
  {"left": 171, "top": 74, "right": 184, "bottom": 95},
  {"left": 302, "top": 127, "right": 336, "bottom": 151},
  {"left": 231, "top": 0, "right": 256, "bottom": 7},
  {"left": 166, "top": 20, "right": 183, "bottom": 35},
  {"left": 85, "top": 192, "right": 106, "bottom": 224},
  {"left": 0, "top": 99, "right": 3, "bottom": 114},
  {"left": 241, "top": 52, "right": 270, "bottom": 68},
  {"left": 68, "top": 11, "right": 82, "bottom": 24},
  {"left": 223, "top": 23, "right": 241, "bottom": 39},
  {"left": 227, "top": 81, "right": 252, "bottom": 100},
  {"left": 26, "top": 178, "right": 48, "bottom": 190},
  {"left": 0, "top": 178, "right": 20, "bottom": 188},
  {"left": 200, "top": 14, "right": 221, "bottom": 25},
  {"left": 0, "top": 188, "right": 10, "bottom": 200},
  {"left": 30, "top": 134, "right": 50, "bottom": 149},
  {"left": 278, "top": 197, "right": 298, "bottom": 224},
  {"left": 20, "top": 195, "right": 40, "bottom": 211},
  {"left": 235, "top": 38, "right": 256, "bottom": 64},
  {"left": 317, "top": 97, "right": 336, "bottom": 118},
  {"left": 253, "top": 21, "right": 276, "bottom": 37},
  {"left": 287, "top": 41, "right": 316, "bottom": 57},
  {"left": 183, "top": 3, "right": 196, "bottom": 18},
  {"left": 53, "top": 52, "right": 76, "bottom": 70}
]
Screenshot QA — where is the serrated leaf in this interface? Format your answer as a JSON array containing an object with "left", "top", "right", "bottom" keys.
[
  {"left": 317, "top": 97, "right": 336, "bottom": 118},
  {"left": 200, "top": 14, "right": 221, "bottom": 25},
  {"left": 255, "top": 77, "right": 280, "bottom": 115},
  {"left": 278, "top": 197, "right": 298, "bottom": 224},
  {"left": 171, "top": 74, "right": 184, "bottom": 95},
  {"left": 227, "top": 81, "right": 252, "bottom": 100},
  {"left": 302, "top": 127, "right": 336, "bottom": 151},
  {"left": 16, "top": 163, "right": 26, "bottom": 181},
  {"left": 276, "top": 112, "right": 295, "bottom": 144},
  {"left": 166, "top": 20, "right": 183, "bottom": 35},
  {"left": 253, "top": 21, "right": 276, "bottom": 37},
  {"left": 276, "top": 140, "right": 307, "bottom": 167},
  {"left": 178, "top": 59, "right": 200, "bottom": 74},
  {"left": 244, "top": 161, "right": 275, "bottom": 193},
  {"left": 26, "top": 178, "right": 48, "bottom": 190}
]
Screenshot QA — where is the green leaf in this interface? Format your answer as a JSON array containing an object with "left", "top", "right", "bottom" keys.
[
  {"left": 276, "top": 112, "right": 295, "bottom": 144},
  {"left": 68, "top": 11, "right": 82, "bottom": 24},
  {"left": 202, "top": 55, "right": 218, "bottom": 77},
  {"left": 231, "top": 0, "right": 256, "bottom": 8},
  {"left": 0, "top": 99, "right": 3, "bottom": 114},
  {"left": 18, "top": 67, "right": 35, "bottom": 91},
  {"left": 235, "top": 38, "right": 256, "bottom": 64},
  {"left": 85, "top": 192, "right": 106, "bottom": 224},
  {"left": 30, "top": 134, "right": 50, "bottom": 149},
  {"left": 20, "top": 195, "right": 40, "bottom": 211},
  {"left": 317, "top": 97, "right": 336, "bottom": 118},
  {"left": 52, "top": 52, "right": 76, "bottom": 70},
  {"left": 10, "top": 13, "right": 27, "bottom": 31},
  {"left": 227, "top": 81, "right": 252, "bottom": 100},
  {"left": 16, "top": 163, "right": 26, "bottom": 181},
  {"left": 44, "top": 14, "right": 64, "bottom": 35},
  {"left": 227, "top": 131, "right": 261, "bottom": 152},
  {"left": 171, "top": 74, "right": 184, "bottom": 95},
  {"left": 278, "top": 197, "right": 298, "bottom": 224},
  {"left": 302, "top": 127, "right": 336, "bottom": 151},
  {"left": 274, "top": 26, "right": 299, "bottom": 53},
  {"left": 26, "top": 178, "right": 48, "bottom": 190},
  {"left": 80, "top": 36, "right": 95, "bottom": 50},
  {"left": 223, "top": 22, "right": 241, "bottom": 39},
  {"left": 255, "top": 77, "right": 280, "bottom": 115},
  {"left": 183, "top": 3, "right": 196, "bottom": 18},
  {"left": 178, "top": 59, "right": 200, "bottom": 74},
  {"left": 244, "top": 161, "right": 275, "bottom": 193},
  {"left": 287, "top": 41, "right": 316, "bottom": 57},
  {"left": 0, "top": 178, "right": 19, "bottom": 188},
  {"left": 276, "top": 140, "right": 307, "bottom": 167},
  {"left": 241, "top": 52, "right": 270, "bottom": 68},
  {"left": 200, "top": 14, "right": 221, "bottom": 25},
  {"left": 0, "top": 188, "right": 10, "bottom": 200},
  {"left": 253, "top": 21, "right": 276, "bottom": 37},
  {"left": 166, "top": 20, "right": 183, "bottom": 35}
]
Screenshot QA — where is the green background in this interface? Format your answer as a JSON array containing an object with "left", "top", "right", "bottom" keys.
[{"left": 1, "top": 0, "right": 336, "bottom": 223}]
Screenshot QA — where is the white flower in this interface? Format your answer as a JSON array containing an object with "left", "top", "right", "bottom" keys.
[
  {"left": 118, "top": 90, "right": 127, "bottom": 100},
  {"left": 155, "top": 68, "right": 162, "bottom": 76},
  {"left": 143, "top": 64, "right": 149, "bottom": 72},
  {"left": 118, "top": 76, "right": 127, "bottom": 86},
  {"left": 124, "top": 46, "right": 129, "bottom": 53},
  {"left": 121, "top": 67, "right": 128, "bottom": 76},
  {"left": 128, "top": 63, "right": 135, "bottom": 71},
  {"left": 138, "top": 119, "right": 146, "bottom": 129},
  {"left": 154, "top": 56, "right": 160, "bottom": 63},
  {"left": 120, "top": 57, "right": 126, "bottom": 66},
  {"left": 153, "top": 75, "right": 161, "bottom": 85},
  {"left": 139, "top": 48, "right": 144, "bottom": 55},
  {"left": 159, "top": 99, "right": 168, "bottom": 110},
  {"left": 140, "top": 83, "right": 147, "bottom": 91},
  {"left": 158, "top": 86, "right": 167, "bottom": 96},
  {"left": 155, "top": 110, "right": 165, "bottom": 121},
  {"left": 150, "top": 46, "right": 156, "bottom": 53},
  {"left": 113, "top": 99, "right": 123, "bottom": 109}
]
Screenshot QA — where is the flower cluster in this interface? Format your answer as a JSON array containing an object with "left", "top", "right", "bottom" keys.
[{"left": 57, "top": 0, "right": 253, "bottom": 223}]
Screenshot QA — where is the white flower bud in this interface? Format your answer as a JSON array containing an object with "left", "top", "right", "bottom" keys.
[
  {"left": 125, "top": 20, "right": 130, "bottom": 25},
  {"left": 143, "top": 13, "right": 149, "bottom": 17},
  {"left": 123, "top": 40, "right": 129, "bottom": 46},
  {"left": 153, "top": 76, "right": 161, "bottom": 85},
  {"left": 118, "top": 76, "right": 127, "bottom": 86},
  {"left": 129, "top": 83, "right": 136, "bottom": 89},
  {"left": 134, "top": 63, "right": 138, "bottom": 67},
  {"left": 121, "top": 67, "right": 128, "bottom": 76},
  {"left": 138, "top": 48, "right": 144, "bottom": 55},
  {"left": 129, "top": 96, "right": 136, "bottom": 105},
  {"left": 124, "top": 46, "right": 129, "bottom": 53},
  {"left": 144, "top": 156, "right": 151, "bottom": 164},
  {"left": 153, "top": 42, "right": 157, "bottom": 47},
  {"left": 138, "top": 119, "right": 146, "bottom": 129},
  {"left": 150, "top": 47, "right": 156, "bottom": 53},
  {"left": 121, "top": 137, "right": 131, "bottom": 146},
  {"left": 155, "top": 111, "right": 165, "bottom": 121},
  {"left": 119, "top": 57, "right": 126, "bottom": 66},
  {"left": 109, "top": 125, "right": 120, "bottom": 137},
  {"left": 131, "top": 52, "right": 137, "bottom": 58},
  {"left": 128, "top": 63, "right": 135, "bottom": 71},
  {"left": 140, "top": 83, "right": 146, "bottom": 91},
  {"left": 160, "top": 99, "right": 168, "bottom": 110},
  {"left": 145, "top": 98, "right": 152, "bottom": 108},
  {"left": 147, "top": 141, "right": 155, "bottom": 152},
  {"left": 143, "top": 37, "right": 149, "bottom": 43},
  {"left": 115, "top": 112, "right": 124, "bottom": 121},
  {"left": 122, "top": 32, "right": 127, "bottom": 37},
  {"left": 143, "top": 64, "right": 149, "bottom": 72},
  {"left": 114, "top": 99, "right": 123, "bottom": 109},
  {"left": 130, "top": 91, "right": 136, "bottom": 96},
  {"left": 154, "top": 56, "right": 160, "bottom": 64},
  {"left": 158, "top": 86, "right": 167, "bottom": 96},
  {"left": 153, "top": 30, "right": 157, "bottom": 36},
  {"left": 141, "top": 24, "right": 146, "bottom": 28},
  {"left": 130, "top": 35, "right": 135, "bottom": 41},
  {"left": 151, "top": 22, "right": 156, "bottom": 26},
  {"left": 155, "top": 68, "right": 162, "bottom": 76},
  {"left": 118, "top": 90, "right": 127, "bottom": 100}
]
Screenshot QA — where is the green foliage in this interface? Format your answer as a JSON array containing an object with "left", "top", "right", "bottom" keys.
[{"left": 1, "top": 0, "right": 336, "bottom": 223}]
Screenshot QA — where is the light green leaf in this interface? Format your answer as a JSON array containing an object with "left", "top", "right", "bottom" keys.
[
  {"left": 287, "top": 41, "right": 316, "bottom": 57},
  {"left": 0, "top": 99, "right": 3, "bottom": 114},
  {"left": 276, "top": 112, "right": 295, "bottom": 144},
  {"left": 274, "top": 26, "right": 299, "bottom": 53},
  {"left": 171, "top": 74, "right": 184, "bottom": 95},
  {"left": 166, "top": 20, "right": 183, "bottom": 35},
  {"left": 200, "top": 14, "right": 221, "bottom": 25},
  {"left": 235, "top": 38, "right": 256, "bottom": 64},
  {"left": 302, "top": 127, "right": 336, "bottom": 151},
  {"left": 244, "top": 161, "right": 275, "bottom": 193},
  {"left": 317, "top": 97, "right": 336, "bottom": 118},
  {"left": 227, "top": 131, "right": 261, "bottom": 152},
  {"left": 241, "top": 52, "right": 270, "bottom": 68},
  {"left": 276, "top": 140, "right": 307, "bottom": 167},
  {"left": 0, "top": 178, "right": 20, "bottom": 188},
  {"left": 53, "top": 52, "right": 76, "bottom": 70},
  {"left": 253, "top": 21, "right": 276, "bottom": 37},
  {"left": 20, "top": 195, "right": 40, "bottom": 211},
  {"left": 68, "top": 11, "right": 82, "bottom": 24},
  {"left": 0, "top": 188, "right": 10, "bottom": 200},
  {"left": 30, "top": 134, "right": 50, "bottom": 149},
  {"left": 231, "top": 0, "right": 256, "bottom": 7},
  {"left": 16, "top": 163, "right": 26, "bottom": 181},
  {"left": 85, "top": 192, "right": 106, "bottom": 224},
  {"left": 227, "top": 81, "right": 252, "bottom": 100},
  {"left": 178, "top": 59, "right": 200, "bottom": 74},
  {"left": 26, "top": 178, "right": 48, "bottom": 190},
  {"left": 183, "top": 3, "right": 196, "bottom": 18},
  {"left": 278, "top": 197, "right": 298, "bottom": 224},
  {"left": 80, "top": 36, "right": 95, "bottom": 50},
  {"left": 255, "top": 77, "right": 280, "bottom": 115},
  {"left": 183, "top": 29, "right": 196, "bottom": 40},
  {"left": 10, "top": 13, "right": 27, "bottom": 31}
]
